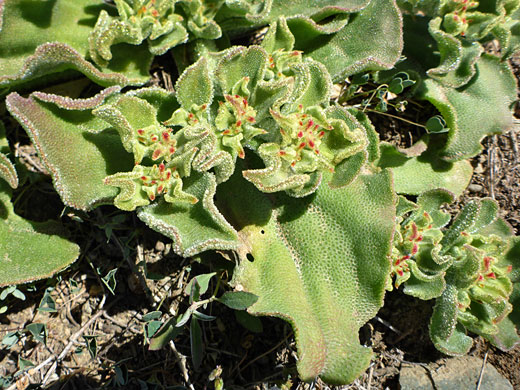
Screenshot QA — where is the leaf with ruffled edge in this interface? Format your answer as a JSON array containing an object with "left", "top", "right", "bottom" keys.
[
  {"left": 243, "top": 105, "right": 367, "bottom": 197},
  {"left": 426, "top": 17, "right": 484, "bottom": 88},
  {"left": 418, "top": 54, "right": 517, "bottom": 161},
  {"left": 0, "top": 181, "right": 79, "bottom": 287},
  {"left": 378, "top": 140, "right": 473, "bottom": 196},
  {"left": 88, "top": 1, "right": 187, "bottom": 67},
  {"left": 0, "top": 122, "right": 17, "bottom": 189},
  {"left": 137, "top": 171, "right": 239, "bottom": 257},
  {"left": 287, "top": 0, "right": 403, "bottom": 82},
  {"left": 218, "top": 166, "right": 396, "bottom": 384},
  {"left": 6, "top": 87, "right": 134, "bottom": 211},
  {"left": 0, "top": 0, "right": 152, "bottom": 89},
  {"left": 392, "top": 194, "right": 520, "bottom": 354}
]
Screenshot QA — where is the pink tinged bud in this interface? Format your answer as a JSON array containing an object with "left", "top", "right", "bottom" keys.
[
  {"left": 238, "top": 149, "right": 245, "bottom": 159},
  {"left": 291, "top": 161, "right": 296, "bottom": 167},
  {"left": 269, "top": 56, "right": 274, "bottom": 63},
  {"left": 169, "top": 147, "right": 175, "bottom": 155},
  {"left": 152, "top": 9, "right": 159, "bottom": 17},
  {"left": 306, "top": 120, "right": 314, "bottom": 130},
  {"left": 280, "top": 128, "right": 286, "bottom": 135},
  {"left": 201, "top": 104, "right": 207, "bottom": 110},
  {"left": 478, "top": 274, "right": 484, "bottom": 281},
  {"left": 411, "top": 243, "right": 418, "bottom": 255},
  {"left": 409, "top": 223, "right": 418, "bottom": 241},
  {"left": 314, "top": 124, "right": 319, "bottom": 131},
  {"left": 270, "top": 63, "right": 275, "bottom": 69},
  {"left": 462, "top": 17, "right": 466, "bottom": 23},
  {"left": 427, "top": 224, "right": 433, "bottom": 229},
  {"left": 416, "top": 236, "right": 423, "bottom": 242},
  {"left": 507, "top": 265, "right": 513, "bottom": 273},
  {"left": 223, "top": 129, "right": 231, "bottom": 135},
  {"left": 162, "top": 131, "right": 170, "bottom": 141},
  {"left": 298, "top": 104, "right": 303, "bottom": 111},
  {"left": 247, "top": 116, "right": 255, "bottom": 123},
  {"left": 483, "top": 256, "right": 491, "bottom": 271},
  {"left": 137, "top": 129, "right": 145, "bottom": 135},
  {"left": 159, "top": 163, "right": 165, "bottom": 173},
  {"left": 188, "top": 113, "right": 194, "bottom": 119},
  {"left": 235, "top": 94, "right": 239, "bottom": 99},
  {"left": 315, "top": 150, "right": 319, "bottom": 155},
  {"left": 236, "top": 120, "right": 242, "bottom": 127},
  {"left": 299, "top": 142, "right": 306, "bottom": 149},
  {"left": 397, "top": 269, "right": 404, "bottom": 277},
  {"left": 152, "top": 149, "right": 162, "bottom": 160},
  {"left": 292, "top": 51, "right": 299, "bottom": 56},
  {"left": 308, "top": 140, "right": 315, "bottom": 148},
  {"left": 279, "top": 150, "right": 286, "bottom": 156},
  {"left": 486, "top": 272, "right": 496, "bottom": 279},
  {"left": 318, "top": 131, "right": 325, "bottom": 138},
  {"left": 166, "top": 171, "right": 172, "bottom": 179},
  {"left": 157, "top": 185, "right": 164, "bottom": 194},
  {"left": 149, "top": 193, "right": 156, "bottom": 201},
  {"left": 151, "top": 180, "right": 157, "bottom": 185},
  {"left": 297, "top": 131, "right": 303, "bottom": 138},
  {"left": 461, "top": 231, "right": 469, "bottom": 236},
  {"left": 141, "top": 176, "right": 148, "bottom": 181},
  {"left": 242, "top": 99, "right": 248, "bottom": 107},
  {"left": 299, "top": 121, "right": 303, "bottom": 126},
  {"left": 151, "top": 135, "right": 159, "bottom": 142}
]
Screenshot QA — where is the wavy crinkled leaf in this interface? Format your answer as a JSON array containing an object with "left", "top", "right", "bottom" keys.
[
  {"left": 0, "top": 182, "right": 79, "bottom": 287},
  {"left": 289, "top": 0, "right": 403, "bottom": 82},
  {"left": 426, "top": 17, "right": 484, "bottom": 88},
  {"left": 419, "top": 54, "right": 517, "bottom": 161},
  {"left": 378, "top": 141, "right": 473, "bottom": 196},
  {"left": 217, "top": 0, "right": 370, "bottom": 30},
  {"left": 137, "top": 172, "right": 239, "bottom": 257},
  {"left": 219, "top": 167, "right": 395, "bottom": 384},
  {"left": 6, "top": 87, "right": 134, "bottom": 210},
  {"left": 0, "top": 0, "right": 152, "bottom": 88}
]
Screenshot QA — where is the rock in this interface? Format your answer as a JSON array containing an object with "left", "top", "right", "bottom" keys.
[{"left": 399, "top": 356, "right": 513, "bottom": 390}]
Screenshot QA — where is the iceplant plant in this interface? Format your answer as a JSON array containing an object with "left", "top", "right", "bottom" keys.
[
  {"left": 6, "top": 22, "right": 392, "bottom": 385},
  {"left": 390, "top": 190, "right": 520, "bottom": 354}
]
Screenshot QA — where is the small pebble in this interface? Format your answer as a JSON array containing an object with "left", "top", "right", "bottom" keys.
[
  {"left": 155, "top": 241, "right": 165, "bottom": 252},
  {"left": 468, "top": 184, "right": 483, "bottom": 192}
]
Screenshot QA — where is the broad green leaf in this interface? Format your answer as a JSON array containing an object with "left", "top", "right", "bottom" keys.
[
  {"left": 378, "top": 142, "right": 472, "bottom": 196},
  {"left": 6, "top": 88, "right": 134, "bottom": 210},
  {"left": 149, "top": 317, "right": 184, "bottom": 351},
  {"left": 220, "top": 167, "right": 396, "bottom": 384},
  {"left": 419, "top": 54, "right": 517, "bottom": 161},
  {"left": 0, "top": 182, "right": 80, "bottom": 287},
  {"left": 290, "top": 0, "right": 403, "bottom": 82},
  {"left": 175, "top": 57, "right": 213, "bottom": 109},
  {"left": 218, "top": 291, "right": 259, "bottom": 310},
  {"left": 0, "top": 0, "right": 151, "bottom": 88},
  {"left": 426, "top": 17, "right": 484, "bottom": 88},
  {"left": 137, "top": 172, "right": 239, "bottom": 257}
]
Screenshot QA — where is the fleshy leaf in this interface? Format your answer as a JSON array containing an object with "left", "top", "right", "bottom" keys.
[
  {"left": 0, "top": 152, "right": 17, "bottom": 189},
  {"left": 289, "top": 0, "right": 403, "bottom": 82},
  {"left": 0, "top": 182, "right": 79, "bottom": 287},
  {"left": 137, "top": 172, "right": 239, "bottom": 257},
  {"left": 220, "top": 168, "right": 396, "bottom": 384},
  {"left": 426, "top": 17, "right": 484, "bottom": 88},
  {"left": 419, "top": 54, "right": 517, "bottom": 161},
  {"left": 6, "top": 88, "right": 134, "bottom": 210},
  {"left": 0, "top": 0, "right": 152, "bottom": 88},
  {"left": 175, "top": 57, "right": 213, "bottom": 109},
  {"left": 378, "top": 141, "right": 473, "bottom": 196}
]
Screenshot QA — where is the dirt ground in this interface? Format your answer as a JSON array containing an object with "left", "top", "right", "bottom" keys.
[{"left": 0, "top": 53, "right": 519, "bottom": 390}]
